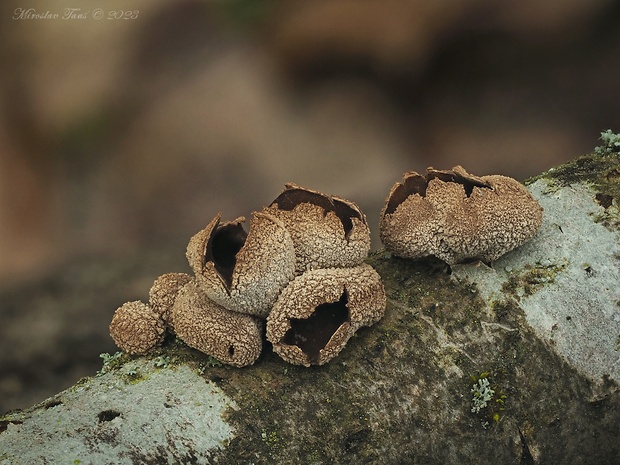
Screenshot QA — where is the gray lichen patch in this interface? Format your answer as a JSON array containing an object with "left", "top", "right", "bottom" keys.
[
  {"left": 0, "top": 364, "right": 236, "bottom": 464},
  {"left": 2, "top": 250, "right": 619, "bottom": 464},
  {"left": 528, "top": 151, "right": 620, "bottom": 230},
  {"left": 201, "top": 252, "right": 619, "bottom": 464},
  {"left": 594, "top": 129, "right": 620, "bottom": 156},
  {"left": 453, "top": 168, "right": 620, "bottom": 384}
]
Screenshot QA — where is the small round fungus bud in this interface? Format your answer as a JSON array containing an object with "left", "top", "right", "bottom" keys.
[
  {"left": 380, "top": 166, "right": 543, "bottom": 265},
  {"left": 266, "top": 264, "right": 386, "bottom": 367},
  {"left": 148, "top": 272, "right": 192, "bottom": 333},
  {"left": 109, "top": 301, "right": 166, "bottom": 355},
  {"left": 172, "top": 280, "right": 264, "bottom": 367},
  {"left": 263, "top": 183, "right": 371, "bottom": 273},
  {"left": 186, "top": 211, "right": 296, "bottom": 317}
]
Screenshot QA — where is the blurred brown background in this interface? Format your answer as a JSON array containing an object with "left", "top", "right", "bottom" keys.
[{"left": 1, "top": 0, "right": 619, "bottom": 414}]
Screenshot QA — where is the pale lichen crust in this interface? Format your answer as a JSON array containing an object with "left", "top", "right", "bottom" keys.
[
  {"left": 380, "top": 166, "right": 543, "bottom": 265},
  {"left": 186, "top": 211, "right": 296, "bottom": 318},
  {"left": 171, "top": 280, "right": 264, "bottom": 367},
  {"left": 109, "top": 301, "right": 166, "bottom": 355},
  {"left": 263, "top": 183, "right": 371, "bottom": 273},
  {"left": 266, "top": 264, "right": 386, "bottom": 367}
]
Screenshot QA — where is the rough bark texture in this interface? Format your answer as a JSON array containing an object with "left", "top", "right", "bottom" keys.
[{"left": 1, "top": 150, "right": 619, "bottom": 465}]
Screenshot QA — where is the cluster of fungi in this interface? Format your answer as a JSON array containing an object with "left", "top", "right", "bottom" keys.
[
  {"left": 110, "top": 183, "right": 385, "bottom": 367},
  {"left": 110, "top": 167, "right": 543, "bottom": 367}
]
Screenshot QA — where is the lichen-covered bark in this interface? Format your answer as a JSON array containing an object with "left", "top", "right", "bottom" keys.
[
  {"left": 206, "top": 252, "right": 618, "bottom": 464},
  {"left": 1, "top": 151, "right": 619, "bottom": 465}
]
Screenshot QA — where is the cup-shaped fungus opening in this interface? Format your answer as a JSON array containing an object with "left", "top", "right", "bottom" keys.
[
  {"left": 426, "top": 166, "right": 491, "bottom": 198},
  {"left": 264, "top": 184, "right": 371, "bottom": 273},
  {"left": 385, "top": 167, "right": 493, "bottom": 215},
  {"left": 384, "top": 171, "right": 428, "bottom": 215},
  {"left": 281, "top": 290, "right": 349, "bottom": 364},
  {"left": 187, "top": 212, "right": 296, "bottom": 317},
  {"left": 270, "top": 184, "right": 362, "bottom": 241},
  {"left": 205, "top": 219, "right": 248, "bottom": 290},
  {"left": 268, "top": 265, "right": 386, "bottom": 366}
]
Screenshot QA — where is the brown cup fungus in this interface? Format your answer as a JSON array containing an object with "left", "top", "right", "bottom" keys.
[
  {"left": 380, "top": 166, "right": 543, "bottom": 265},
  {"left": 108, "top": 182, "right": 386, "bottom": 368},
  {"left": 263, "top": 183, "right": 371, "bottom": 273},
  {"left": 186, "top": 211, "right": 296, "bottom": 318},
  {"left": 266, "top": 264, "right": 386, "bottom": 367},
  {"left": 172, "top": 280, "right": 264, "bottom": 367},
  {"left": 109, "top": 301, "right": 166, "bottom": 355},
  {"left": 148, "top": 272, "right": 192, "bottom": 333}
]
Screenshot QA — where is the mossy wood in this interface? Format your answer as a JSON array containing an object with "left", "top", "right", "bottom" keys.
[{"left": 1, "top": 150, "right": 619, "bottom": 465}]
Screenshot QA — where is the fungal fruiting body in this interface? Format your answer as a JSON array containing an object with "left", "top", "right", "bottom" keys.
[
  {"left": 148, "top": 272, "right": 192, "bottom": 333},
  {"left": 109, "top": 184, "right": 386, "bottom": 368},
  {"left": 267, "top": 264, "right": 386, "bottom": 367},
  {"left": 109, "top": 301, "right": 166, "bottom": 355},
  {"left": 186, "top": 211, "right": 296, "bottom": 318},
  {"left": 171, "top": 280, "right": 264, "bottom": 367},
  {"left": 263, "top": 183, "right": 371, "bottom": 273},
  {"left": 380, "top": 166, "right": 543, "bottom": 265}
]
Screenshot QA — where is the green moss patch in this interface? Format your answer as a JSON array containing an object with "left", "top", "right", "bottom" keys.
[{"left": 501, "top": 261, "right": 567, "bottom": 300}]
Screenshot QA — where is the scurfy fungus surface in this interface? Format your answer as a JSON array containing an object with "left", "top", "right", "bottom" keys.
[
  {"left": 186, "top": 212, "right": 296, "bottom": 318},
  {"left": 267, "top": 264, "right": 386, "bottom": 366},
  {"left": 109, "top": 184, "right": 385, "bottom": 367},
  {"left": 264, "top": 183, "right": 371, "bottom": 273},
  {"left": 109, "top": 301, "right": 166, "bottom": 355},
  {"left": 148, "top": 272, "right": 192, "bottom": 334},
  {"left": 380, "top": 166, "right": 543, "bottom": 265},
  {"left": 171, "top": 280, "right": 264, "bottom": 368},
  {"left": 108, "top": 169, "right": 541, "bottom": 367}
]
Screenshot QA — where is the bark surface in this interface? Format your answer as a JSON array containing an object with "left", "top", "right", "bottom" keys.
[{"left": 1, "top": 151, "right": 619, "bottom": 465}]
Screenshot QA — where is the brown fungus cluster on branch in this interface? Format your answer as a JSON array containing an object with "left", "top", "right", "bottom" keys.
[
  {"left": 108, "top": 183, "right": 385, "bottom": 368},
  {"left": 380, "top": 166, "right": 543, "bottom": 265}
]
